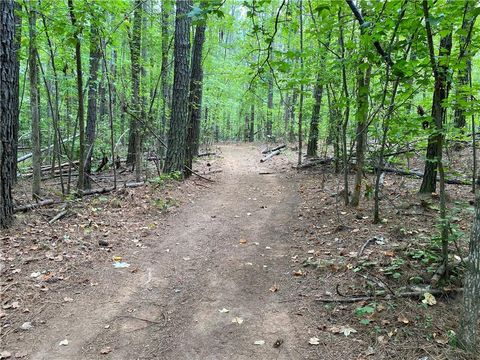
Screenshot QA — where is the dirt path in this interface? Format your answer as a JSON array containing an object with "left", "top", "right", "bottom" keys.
[{"left": 13, "top": 144, "right": 318, "bottom": 360}]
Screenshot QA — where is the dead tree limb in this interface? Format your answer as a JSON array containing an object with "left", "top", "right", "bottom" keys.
[
  {"left": 260, "top": 150, "right": 280, "bottom": 163},
  {"left": 261, "top": 144, "right": 286, "bottom": 154},
  {"left": 316, "top": 287, "right": 462, "bottom": 303}
]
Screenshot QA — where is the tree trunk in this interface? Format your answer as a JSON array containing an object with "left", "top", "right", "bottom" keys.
[
  {"left": 249, "top": 104, "right": 255, "bottom": 142},
  {"left": 306, "top": 72, "right": 323, "bottom": 157},
  {"left": 159, "top": 0, "right": 171, "bottom": 162},
  {"left": 458, "top": 187, "right": 480, "bottom": 352},
  {"left": 163, "top": 0, "right": 192, "bottom": 174},
  {"left": 126, "top": 0, "right": 142, "bottom": 172},
  {"left": 12, "top": 2, "right": 21, "bottom": 183},
  {"left": 28, "top": 3, "right": 42, "bottom": 199},
  {"left": 350, "top": 63, "right": 372, "bottom": 207},
  {"left": 68, "top": 0, "right": 85, "bottom": 192},
  {"left": 419, "top": 33, "right": 452, "bottom": 193},
  {"left": 0, "top": 0, "right": 18, "bottom": 228},
  {"left": 266, "top": 74, "right": 274, "bottom": 139},
  {"left": 84, "top": 23, "right": 101, "bottom": 190},
  {"left": 185, "top": 22, "right": 206, "bottom": 177}
]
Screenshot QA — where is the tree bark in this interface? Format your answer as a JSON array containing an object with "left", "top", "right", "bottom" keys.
[
  {"left": 185, "top": 22, "right": 206, "bottom": 177},
  {"left": 306, "top": 72, "right": 323, "bottom": 157},
  {"left": 126, "top": 0, "right": 143, "bottom": 182},
  {"left": 27, "top": 3, "right": 42, "bottom": 199},
  {"left": 266, "top": 74, "right": 274, "bottom": 139},
  {"left": 67, "top": 0, "right": 86, "bottom": 192},
  {"left": 249, "top": 104, "right": 255, "bottom": 142},
  {"left": 419, "top": 32, "right": 452, "bottom": 193},
  {"left": 0, "top": 0, "right": 18, "bottom": 228},
  {"left": 159, "top": 0, "right": 171, "bottom": 162},
  {"left": 350, "top": 63, "right": 372, "bottom": 207},
  {"left": 84, "top": 23, "right": 101, "bottom": 190},
  {"left": 459, "top": 186, "right": 480, "bottom": 352},
  {"left": 163, "top": 0, "right": 192, "bottom": 174}
]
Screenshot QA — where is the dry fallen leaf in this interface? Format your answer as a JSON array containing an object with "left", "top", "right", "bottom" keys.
[
  {"left": 269, "top": 285, "right": 278, "bottom": 292},
  {"left": 100, "top": 346, "right": 112, "bottom": 354},
  {"left": 384, "top": 250, "right": 395, "bottom": 257},
  {"left": 14, "top": 351, "right": 28, "bottom": 358},
  {"left": 232, "top": 317, "right": 244, "bottom": 324},
  {"left": 0, "top": 351, "right": 11, "bottom": 359},
  {"left": 239, "top": 239, "right": 247, "bottom": 244},
  {"left": 254, "top": 340, "right": 265, "bottom": 345},
  {"left": 218, "top": 308, "right": 229, "bottom": 313},
  {"left": 422, "top": 292, "right": 437, "bottom": 306},
  {"left": 308, "top": 337, "right": 320, "bottom": 345},
  {"left": 397, "top": 314, "right": 409, "bottom": 324},
  {"left": 293, "top": 270, "right": 304, "bottom": 276},
  {"left": 59, "top": 339, "right": 69, "bottom": 346},
  {"left": 63, "top": 297, "right": 74, "bottom": 303}
]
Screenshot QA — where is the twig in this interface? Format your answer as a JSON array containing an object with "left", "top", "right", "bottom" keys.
[
  {"left": 358, "top": 237, "right": 376, "bottom": 257},
  {"left": 317, "top": 287, "right": 462, "bottom": 303}
]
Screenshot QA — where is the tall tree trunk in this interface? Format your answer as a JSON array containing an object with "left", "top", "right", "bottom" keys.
[
  {"left": 243, "top": 111, "right": 249, "bottom": 142},
  {"left": 159, "top": 0, "right": 171, "bottom": 163},
  {"left": 350, "top": 63, "right": 372, "bottom": 207},
  {"left": 306, "top": 72, "right": 323, "bottom": 157},
  {"left": 126, "top": 0, "right": 142, "bottom": 173},
  {"left": 185, "top": 22, "right": 206, "bottom": 177},
  {"left": 12, "top": 2, "right": 21, "bottom": 183},
  {"left": 266, "top": 74, "right": 273, "bottom": 139},
  {"left": 84, "top": 23, "right": 101, "bottom": 189},
  {"left": 163, "top": 0, "right": 191, "bottom": 174},
  {"left": 27, "top": 3, "right": 41, "bottom": 199},
  {"left": 68, "top": 0, "right": 85, "bottom": 192},
  {"left": 419, "top": 15, "right": 452, "bottom": 193},
  {"left": 0, "top": 0, "right": 18, "bottom": 228},
  {"left": 459, "top": 186, "right": 480, "bottom": 352},
  {"left": 249, "top": 104, "right": 255, "bottom": 142}
]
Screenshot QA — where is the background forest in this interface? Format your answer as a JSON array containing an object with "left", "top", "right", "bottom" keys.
[{"left": 2, "top": 0, "right": 480, "bottom": 356}]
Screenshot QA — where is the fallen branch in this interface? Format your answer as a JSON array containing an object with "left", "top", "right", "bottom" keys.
[
  {"left": 293, "top": 157, "right": 334, "bottom": 169},
  {"left": 316, "top": 287, "right": 462, "bottom": 303},
  {"left": 261, "top": 144, "right": 286, "bottom": 154},
  {"left": 375, "top": 166, "right": 471, "bottom": 186},
  {"left": 358, "top": 237, "right": 376, "bottom": 257},
  {"left": 197, "top": 152, "right": 217, "bottom": 157},
  {"left": 48, "top": 210, "right": 69, "bottom": 224},
  {"left": 260, "top": 150, "right": 280, "bottom": 163},
  {"left": 14, "top": 199, "right": 59, "bottom": 213}
]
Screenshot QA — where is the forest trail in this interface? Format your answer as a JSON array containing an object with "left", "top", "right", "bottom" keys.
[{"left": 24, "top": 144, "right": 314, "bottom": 359}]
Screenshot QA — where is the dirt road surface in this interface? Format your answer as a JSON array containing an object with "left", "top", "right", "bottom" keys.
[{"left": 8, "top": 144, "right": 323, "bottom": 360}]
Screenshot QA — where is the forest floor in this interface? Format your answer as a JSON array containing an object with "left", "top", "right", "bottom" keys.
[{"left": 1, "top": 143, "right": 477, "bottom": 360}]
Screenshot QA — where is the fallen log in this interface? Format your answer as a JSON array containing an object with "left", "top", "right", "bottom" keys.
[
  {"left": 14, "top": 182, "right": 147, "bottom": 213},
  {"left": 375, "top": 166, "right": 471, "bottom": 186},
  {"left": 14, "top": 199, "right": 59, "bottom": 213},
  {"left": 17, "top": 135, "right": 78, "bottom": 163},
  {"left": 260, "top": 150, "right": 280, "bottom": 163},
  {"left": 293, "top": 157, "right": 334, "bottom": 169},
  {"left": 261, "top": 144, "right": 286, "bottom": 154}
]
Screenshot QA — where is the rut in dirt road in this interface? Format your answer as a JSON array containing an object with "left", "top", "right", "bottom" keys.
[{"left": 20, "top": 145, "right": 317, "bottom": 360}]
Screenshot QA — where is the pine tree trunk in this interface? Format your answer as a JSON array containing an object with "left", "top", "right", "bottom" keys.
[
  {"left": 306, "top": 72, "right": 323, "bottom": 157},
  {"left": 0, "top": 0, "right": 18, "bottom": 228},
  {"left": 28, "top": 4, "right": 42, "bottom": 199},
  {"left": 185, "top": 22, "right": 206, "bottom": 177},
  {"left": 163, "top": 0, "right": 191, "bottom": 174},
  {"left": 159, "top": 0, "right": 171, "bottom": 162},
  {"left": 84, "top": 24, "right": 101, "bottom": 190},
  {"left": 12, "top": 2, "right": 21, "bottom": 183}
]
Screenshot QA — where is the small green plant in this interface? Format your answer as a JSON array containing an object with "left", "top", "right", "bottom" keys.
[
  {"left": 355, "top": 304, "right": 375, "bottom": 325},
  {"left": 382, "top": 258, "right": 405, "bottom": 279},
  {"left": 149, "top": 171, "right": 183, "bottom": 187},
  {"left": 152, "top": 197, "right": 178, "bottom": 212}
]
